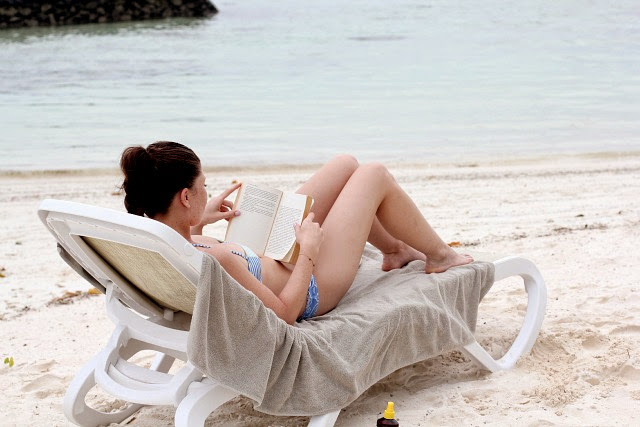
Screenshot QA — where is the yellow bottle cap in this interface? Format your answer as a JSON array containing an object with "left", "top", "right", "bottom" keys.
[{"left": 383, "top": 401, "right": 395, "bottom": 419}]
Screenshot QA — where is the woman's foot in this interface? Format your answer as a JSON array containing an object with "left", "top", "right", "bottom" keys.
[
  {"left": 381, "top": 242, "right": 426, "bottom": 271},
  {"left": 425, "top": 247, "right": 473, "bottom": 273}
]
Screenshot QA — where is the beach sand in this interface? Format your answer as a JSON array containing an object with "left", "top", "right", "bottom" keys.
[{"left": 1, "top": 152, "right": 639, "bottom": 426}]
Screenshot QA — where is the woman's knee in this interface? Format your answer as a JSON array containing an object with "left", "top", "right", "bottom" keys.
[
  {"left": 358, "top": 162, "right": 392, "bottom": 180},
  {"left": 351, "top": 162, "right": 398, "bottom": 192},
  {"left": 329, "top": 154, "right": 359, "bottom": 174}
]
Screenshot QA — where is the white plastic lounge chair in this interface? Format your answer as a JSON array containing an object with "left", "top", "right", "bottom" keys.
[{"left": 38, "top": 199, "right": 547, "bottom": 427}]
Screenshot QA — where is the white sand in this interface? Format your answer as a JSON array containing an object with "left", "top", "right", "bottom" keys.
[{"left": 1, "top": 152, "right": 639, "bottom": 426}]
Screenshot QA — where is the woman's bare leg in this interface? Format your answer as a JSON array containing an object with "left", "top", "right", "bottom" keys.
[
  {"left": 296, "top": 155, "right": 425, "bottom": 270},
  {"left": 314, "top": 162, "right": 472, "bottom": 314},
  {"left": 367, "top": 220, "right": 426, "bottom": 271}
]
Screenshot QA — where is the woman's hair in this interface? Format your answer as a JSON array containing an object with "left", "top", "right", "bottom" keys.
[{"left": 120, "top": 141, "right": 201, "bottom": 217}]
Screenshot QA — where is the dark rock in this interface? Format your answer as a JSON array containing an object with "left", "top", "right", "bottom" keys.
[{"left": 0, "top": 0, "right": 218, "bottom": 28}]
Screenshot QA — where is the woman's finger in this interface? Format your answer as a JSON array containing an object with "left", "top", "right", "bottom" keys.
[
  {"left": 304, "top": 212, "right": 315, "bottom": 223},
  {"left": 219, "top": 182, "right": 242, "bottom": 199},
  {"left": 222, "top": 199, "right": 234, "bottom": 208},
  {"left": 220, "top": 209, "right": 240, "bottom": 220}
]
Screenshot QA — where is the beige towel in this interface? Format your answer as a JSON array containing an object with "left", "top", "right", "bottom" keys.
[{"left": 187, "top": 247, "right": 494, "bottom": 416}]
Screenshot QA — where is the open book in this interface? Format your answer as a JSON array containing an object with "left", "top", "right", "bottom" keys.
[{"left": 224, "top": 182, "right": 313, "bottom": 263}]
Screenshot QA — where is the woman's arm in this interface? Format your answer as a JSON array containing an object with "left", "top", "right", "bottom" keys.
[
  {"left": 213, "top": 248, "right": 309, "bottom": 324},
  {"left": 276, "top": 213, "right": 323, "bottom": 321},
  {"left": 276, "top": 252, "right": 315, "bottom": 323},
  {"left": 206, "top": 213, "right": 323, "bottom": 325}
]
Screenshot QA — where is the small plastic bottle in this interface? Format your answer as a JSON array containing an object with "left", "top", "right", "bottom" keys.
[{"left": 377, "top": 401, "right": 399, "bottom": 426}]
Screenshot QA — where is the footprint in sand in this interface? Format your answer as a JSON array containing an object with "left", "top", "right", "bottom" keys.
[
  {"left": 619, "top": 365, "right": 640, "bottom": 382},
  {"left": 610, "top": 325, "right": 640, "bottom": 335},
  {"left": 21, "top": 373, "right": 66, "bottom": 399},
  {"left": 529, "top": 335, "right": 571, "bottom": 360},
  {"left": 555, "top": 316, "right": 581, "bottom": 325},
  {"left": 23, "top": 360, "right": 57, "bottom": 373},
  {"left": 581, "top": 335, "right": 608, "bottom": 353},
  {"left": 583, "top": 376, "right": 600, "bottom": 386},
  {"left": 576, "top": 295, "right": 611, "bottom": 309},
  {"left": 460, "top": 389, "right": 497, "bottom": 403},
  {"left": 507, "top": 288, "right": 525, "bottom": 297},
  {"left": 590, "top": 319, "right": 619, "bottom": 328}
]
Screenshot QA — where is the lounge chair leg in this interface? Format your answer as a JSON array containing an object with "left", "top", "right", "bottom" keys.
[
  {"left": 150, "top": 352, "right": 175, "bottom": 373},
  {"left": 308, "top": 410, "right": 341, "bottom": 427},
  {"left": 63, "top": 355, "right": 142, "bottom": 426},
  {"left": 175, "top": 380, "right": 239, "bottom": 427}
]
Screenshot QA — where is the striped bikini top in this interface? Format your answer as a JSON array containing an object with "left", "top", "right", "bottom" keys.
[
  {"left": 191, "top": 241, "right": 262, "bottom": 283},
  {"left": 230, "top": 244, "right": 263, "bottom": 283}
]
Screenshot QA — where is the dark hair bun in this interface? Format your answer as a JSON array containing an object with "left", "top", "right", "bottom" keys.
[{"left": 120, "top": 146, "right": 156, "bottom": 216}]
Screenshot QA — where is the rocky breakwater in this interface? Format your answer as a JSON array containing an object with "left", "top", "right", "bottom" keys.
[{"left": 0, "top": 0, "right": 218, "bottom": 28}]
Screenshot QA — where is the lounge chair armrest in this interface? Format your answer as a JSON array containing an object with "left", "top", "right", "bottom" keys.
[{"left": 462, "top": 256, "right": 547, "bottom": 372}]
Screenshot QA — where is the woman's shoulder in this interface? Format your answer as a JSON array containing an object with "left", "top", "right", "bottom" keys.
[
  {"left": 191, "top": 235, "right": 222, "bottom": 247},
  {"left": 194, "top": 239, "right": 238, "bottom": 264}
]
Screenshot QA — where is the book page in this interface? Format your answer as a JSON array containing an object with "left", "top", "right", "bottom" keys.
[
  {"left": 224, "top": 183, "right": 282, "bottom": 255},
  {"left": 264, "top": 192, "right": 311, "bottom": 261}
]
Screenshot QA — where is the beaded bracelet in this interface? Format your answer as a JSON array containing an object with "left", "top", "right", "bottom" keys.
[{"left": 299, "top": 253, "right": 315, "bottom": 267}]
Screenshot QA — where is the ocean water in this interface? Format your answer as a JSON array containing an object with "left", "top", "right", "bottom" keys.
[{"left": 0, "top": 0, "right": 639, "bottom": 171}]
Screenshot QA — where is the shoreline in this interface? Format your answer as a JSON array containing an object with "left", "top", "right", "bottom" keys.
[
  {"left": 1, "top": 149, "right": 639, "bottom": 177},
  {"left": 1, "top": 152, "right": 639, "bottom": 425}
]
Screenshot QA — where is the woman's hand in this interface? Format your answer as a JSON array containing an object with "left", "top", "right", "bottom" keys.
[
  {"left": 198, "top": 182, "right": 242, "bottom": 228},
  {"left": 294, "top": 212, "right": 324, "bottom": 262}
]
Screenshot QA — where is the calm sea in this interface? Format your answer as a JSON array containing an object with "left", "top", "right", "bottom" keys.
[{"left": 1, "top": 0, "right": 639, "bottom": 171}]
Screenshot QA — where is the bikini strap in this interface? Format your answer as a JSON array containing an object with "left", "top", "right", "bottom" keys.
[{"left": 230, "top": 249, "right": 249, "bottom": 260}]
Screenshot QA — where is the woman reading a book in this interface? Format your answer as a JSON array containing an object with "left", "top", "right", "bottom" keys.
[{"left": 120, "top": 141, "right": 473, "bottom": 324}]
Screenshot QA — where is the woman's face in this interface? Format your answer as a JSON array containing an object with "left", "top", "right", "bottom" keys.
[{"left": 189, "top": 171, "right": 208, "bottom": 224}]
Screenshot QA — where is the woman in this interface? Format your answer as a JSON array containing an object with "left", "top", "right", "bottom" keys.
[{"left": 120, "top": 141, "right": 473, "bottom": 324}]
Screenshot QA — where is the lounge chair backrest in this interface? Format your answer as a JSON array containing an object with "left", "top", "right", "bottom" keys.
[
  {"left": 39, "top": 199, "right": 204, "bottom": 317},
  {"left": 83, "top": 237, "right": 197, "bottom": 313}
]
